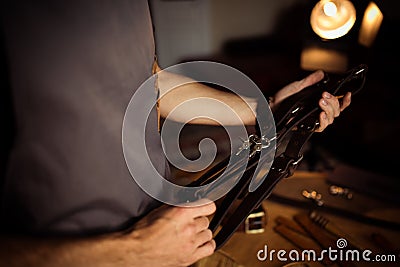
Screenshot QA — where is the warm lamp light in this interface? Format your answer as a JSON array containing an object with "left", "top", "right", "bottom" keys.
[
  {"left": 310, "top": 0, "right": 356, "bottom": 39},
  {"left": 301, "top": 46, "right": 348, "bottom": 73},
  {"left": 358, "top": 2, "right": 383, "bottom": 47}
]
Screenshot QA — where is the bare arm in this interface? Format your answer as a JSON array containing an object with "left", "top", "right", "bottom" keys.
[
  {"left": 157, "top": 65, "right": 351, "bottom": 132},
  {"left": 156, "top": 66, "right": 257, "bottom": 126},
  {"left": 0, "top": 202, "right": 216, "bottom": 267},
  {"left": 0, "top": 234, "right": 126, "bottom": 267}
]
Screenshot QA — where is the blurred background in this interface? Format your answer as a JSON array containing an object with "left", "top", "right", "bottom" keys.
[{"left": 149, "top": 0, "right": 400, "bottom": 196}]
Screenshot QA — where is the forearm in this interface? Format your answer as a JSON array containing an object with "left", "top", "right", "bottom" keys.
[
  {"left": 0, "top": 233, "right": 140, "bottom": 267},
  {"left": 157, "top": 70, "right": 257, "bottom": 126}
]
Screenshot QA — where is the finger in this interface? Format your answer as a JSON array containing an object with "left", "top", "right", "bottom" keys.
[
  {"left": 193, "top": 239, "right": 216, "bottom": 262},
  {"left": 193, "top": 216, "right": 210, "bottom": 233},
  {"left": 284, "top": 70, "right": 325, "bottom": 97},
  {"left": 340, "top": 92, "right": 352, "bottom": 111},
  {"left": 299, "top": 70, "right": 324, "bottom": 89},
  {"left": 195, "top": 229, "right": 213, "bottom": 247},
  {"left": 185, "top": 201, "right": 216, "bottom": 219},
  {"left": 315, "top": 112, "right": 329, "bottom": 132},
  {"left": 322, "top": 92, "right": 340, "bottom": 117},
  {"left": 319, "top": 98, "right": 335, "bottom": 124}
]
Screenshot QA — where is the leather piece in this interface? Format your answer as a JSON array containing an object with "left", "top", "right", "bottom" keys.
[{"left": 194, "top": 65, "right": 368, "bottom": 249}]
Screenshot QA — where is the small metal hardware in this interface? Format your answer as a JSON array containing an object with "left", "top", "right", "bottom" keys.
[{"left": 302, "top": 189, "right": 324, "bottom": 206}]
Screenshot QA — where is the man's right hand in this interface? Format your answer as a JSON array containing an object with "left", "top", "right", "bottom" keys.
[
  {"left": 0, "top": 201, "right": 216, "bottom": 267},
  {"left": 125, "top": 201, "right": 217, "bottom": 267}
]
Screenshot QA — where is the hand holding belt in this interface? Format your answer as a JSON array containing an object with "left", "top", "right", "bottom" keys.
[{"left": 189, "top": 64, "right": 368, "bottom": 249}]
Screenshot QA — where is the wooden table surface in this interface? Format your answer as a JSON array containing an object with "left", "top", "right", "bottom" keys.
[{"left": 195, "top": 171, "right": 400, "bottom": 267}]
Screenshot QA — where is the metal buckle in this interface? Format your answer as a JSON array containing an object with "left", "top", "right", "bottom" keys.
[
  {"left": 236, "top": 134, "right": 276, "bottom": 157},
  {"left": 244, "top": 211, "right": 266, "bottom": 234}
]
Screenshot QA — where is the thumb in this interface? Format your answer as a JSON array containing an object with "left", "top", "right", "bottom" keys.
[{"left": 299, "top": 70, "right": 324, "bottom": 89}]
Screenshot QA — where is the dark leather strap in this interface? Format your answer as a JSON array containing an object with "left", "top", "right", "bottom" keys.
[
  {"left": 191, "top": 64, "right": 368, "bottom": 249},
  {"left": 213, "top": 127, "right": 315, "bottom": 249}
]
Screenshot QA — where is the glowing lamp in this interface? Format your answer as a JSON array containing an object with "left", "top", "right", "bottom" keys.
[
  {"left": 358, "top": 2, "right": 383, "bottom": 47},
  {"left": 310, "top": 0, "right": 356, "bottom": 39}
]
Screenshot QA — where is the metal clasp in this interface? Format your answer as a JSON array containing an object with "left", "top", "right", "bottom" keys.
[
  {"left": 245, "top": 210, "right": 266, "bottom": 234},
  {"left": 236, "top": 134, "right": 276, "bottom": 157}
]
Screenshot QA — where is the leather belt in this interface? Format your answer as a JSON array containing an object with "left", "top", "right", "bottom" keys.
[{"left": 189, "top": 64, "right": 368, "bottom": 249}]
